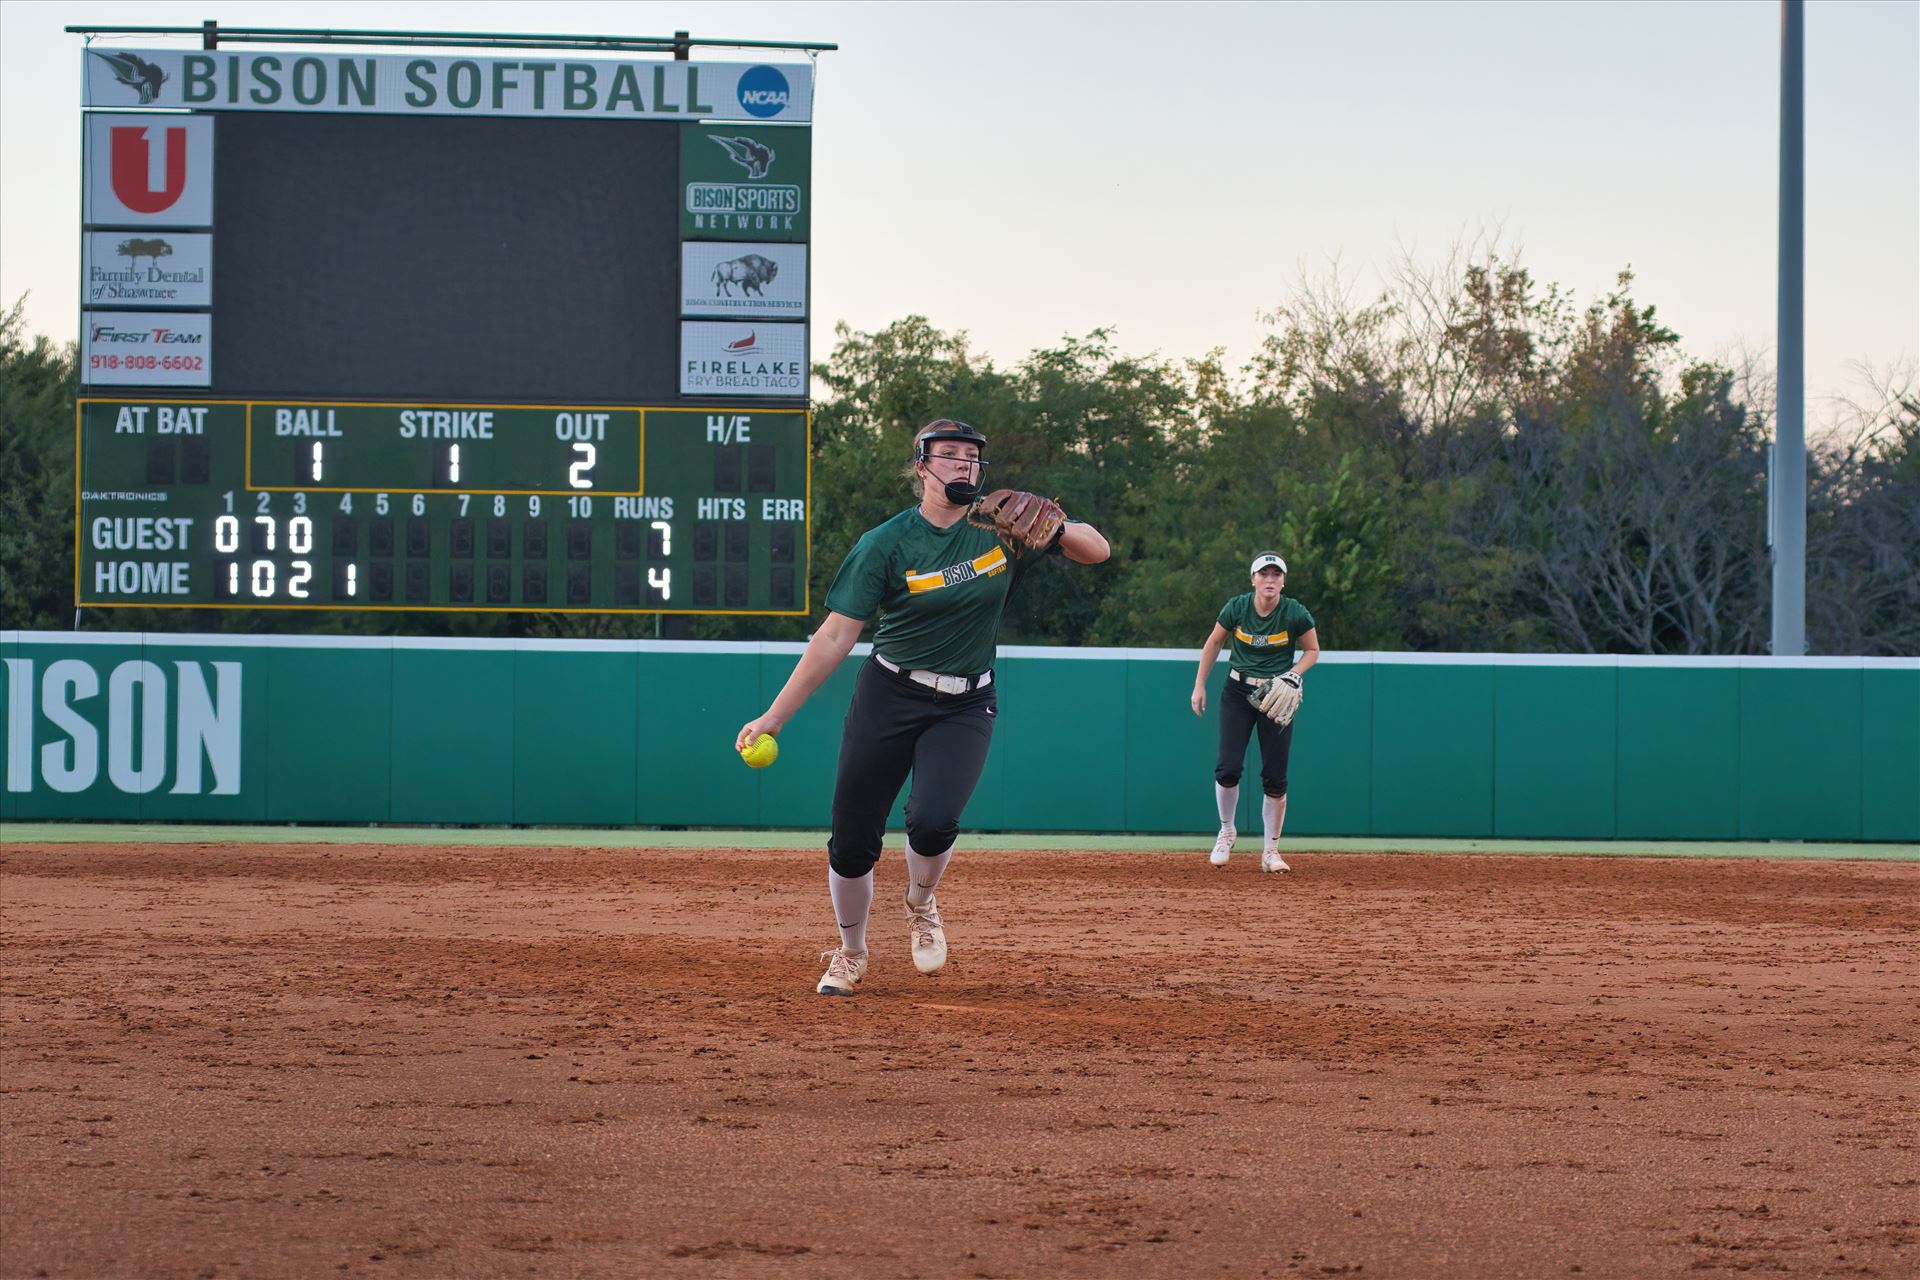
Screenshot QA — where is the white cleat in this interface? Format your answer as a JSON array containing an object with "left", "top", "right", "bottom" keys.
[
  {"left": 817, "top": 946, "right": 868, "bottom": 996},
  {"left": 1261, "top": 851, "right": 1292, "bottom": 874},
  {"left": 906, "top": 895, "right": 948, "bottom": 974},
  {"left": 1209, "top": 826, "right": 1236, "bottom": 867}
]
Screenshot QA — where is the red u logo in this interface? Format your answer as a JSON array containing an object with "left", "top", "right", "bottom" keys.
[{"left": 109, "top": 126, "right": 188, "bottom": 214}]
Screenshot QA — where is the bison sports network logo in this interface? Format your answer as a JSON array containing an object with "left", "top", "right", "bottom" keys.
[
  {"left": 711, "top": 134, "right": 775, "bottom": 179},
  {"left": 92, "top": 51, "right": 169, "bottom": 103},
  {"left": 736, "top": 66, "right": 791, "bottom": 118},
  {"left": 681, "top": 125, "right": 806, "bottom": 238}
]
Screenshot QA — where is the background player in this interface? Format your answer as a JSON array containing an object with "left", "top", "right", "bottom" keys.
[
  {"left": 736, "top": 421, "right": 1110, "bottom": 995},
  {"left": 1189, "top": 552, "right": 1320, "bottom": 872}
]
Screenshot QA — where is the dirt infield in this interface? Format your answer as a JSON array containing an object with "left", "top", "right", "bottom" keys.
[{"left": 2, "top": 842, "right": 1915, "bottom": 1279}]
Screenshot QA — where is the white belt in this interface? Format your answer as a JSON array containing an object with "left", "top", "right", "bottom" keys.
[
  {"left": 1228, "top": 669, "right": 1273, "bottom": 687},
  {"left": 875, "top": 654, "right": 992, "bottom": 695}
]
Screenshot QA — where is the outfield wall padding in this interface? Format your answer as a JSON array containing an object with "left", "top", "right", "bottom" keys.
[{"left": 1, "top": 633, "right": 1914, "bottom": 841}]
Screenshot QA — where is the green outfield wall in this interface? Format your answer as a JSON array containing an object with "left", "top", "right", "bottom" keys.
[{"left": 2, "top": 633, "right": 1915, "bottom": 841}]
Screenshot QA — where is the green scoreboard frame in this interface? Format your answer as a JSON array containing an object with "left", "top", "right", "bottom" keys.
[
  {"left": 73, "top": 34, "right": 824, "bottom": 617},
  {"left": 77, "top": 399, "right": 810, "bottom": 615}
]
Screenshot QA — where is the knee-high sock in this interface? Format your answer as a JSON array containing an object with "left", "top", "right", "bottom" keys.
[
  {"left": 1263, "top": 794, "right": 1288, "bottom": 851},
  {"left": 1216, "top": 782, "right": 1239, "bottom": 829},
  {"left": 904, "top": 843, "right": 951, "bottom": 907},
  {"left": 828, "top": 868, "right": 873, "bottom": 953}
]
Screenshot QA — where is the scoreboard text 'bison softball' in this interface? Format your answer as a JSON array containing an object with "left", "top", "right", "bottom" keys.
[{"left": 74, "top": 34, "right": 820, "bottom": 615}]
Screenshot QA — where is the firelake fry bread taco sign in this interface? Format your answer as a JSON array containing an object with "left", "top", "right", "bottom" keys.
[{"left": 83, "top": 49, "right": 814, "bottom": 122}]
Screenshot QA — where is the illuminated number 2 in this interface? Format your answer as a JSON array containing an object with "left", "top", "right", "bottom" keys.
[{"left": 570, "top": 443, "right": 596, "bottom": 489}]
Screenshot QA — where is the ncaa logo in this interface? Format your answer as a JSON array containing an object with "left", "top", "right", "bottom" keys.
[{"left": 737, "top": 65, "right": 790, "bottom": 118}]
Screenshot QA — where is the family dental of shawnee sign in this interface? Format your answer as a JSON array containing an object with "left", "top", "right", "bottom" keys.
[{"left": 82, "top": 50, "right": 814, "bottom": 122}]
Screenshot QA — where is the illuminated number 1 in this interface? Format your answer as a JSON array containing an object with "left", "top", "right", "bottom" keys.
[
  {"left": 310, "top": 442, "right": 324, "bottom": 483},
  {"left": 448, "top": 444, "right": 461, "bottom": 484},
  {"left": 570, "top": 443, "right": 595, "bottom": 489}
]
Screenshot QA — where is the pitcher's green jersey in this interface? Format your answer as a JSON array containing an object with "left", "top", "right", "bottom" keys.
[{"left": 825, "top": 508, "right": 1061, "bottom": 675}]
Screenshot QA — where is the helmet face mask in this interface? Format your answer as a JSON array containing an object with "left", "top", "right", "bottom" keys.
[{"left": 914, "top": 420, "right": 989, "bottom": 504}]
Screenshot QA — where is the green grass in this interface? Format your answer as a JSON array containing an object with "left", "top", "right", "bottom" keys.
[{"left": 2, "top": 823, "right": 1914, "bottom": 861}]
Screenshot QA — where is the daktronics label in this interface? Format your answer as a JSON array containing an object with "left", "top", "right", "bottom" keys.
[
  {"left": 680, "top": 124, "right": 809, "bottom": 241},
  {"left": 681, "top": 243, "right": 807, "bottom": 318},
  {"left": 83, "top": 232, "right": 213, "bottom": 307},
  {"left": 82, "top": 312, "right": 213, "bottom": 387},
  {"left": 84, "top": 114, "right": 215, "bottom": 226},
  {"left": 680, "top": 323, "right": 806, "bottom": 396}
]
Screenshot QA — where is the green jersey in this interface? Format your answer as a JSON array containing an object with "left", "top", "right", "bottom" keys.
[
  {"left": 825, "top": 507, "right": 1058, "bottom": 675},
  {"left": 1217, "top": 592, "right": 1316, "bottom": 677}
]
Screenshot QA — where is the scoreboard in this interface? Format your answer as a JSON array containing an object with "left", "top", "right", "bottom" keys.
[
  {"left": 73, "top": 35, "right": 820, "bottom": 615},
  {"left": 78, "top": 399, "right": 808, "bottom": 612}
]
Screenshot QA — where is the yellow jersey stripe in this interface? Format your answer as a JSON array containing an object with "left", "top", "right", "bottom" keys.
[
  {"left": 1234, "top": 627, "right": 1289, "bottom": 647},
  {"left": 904, "top": 546, "right": 1009, "bottom": 594}
]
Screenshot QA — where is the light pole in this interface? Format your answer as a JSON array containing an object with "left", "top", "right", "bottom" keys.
[{"left": 1771, "top": 0, "right": 1806, "bottom": 656}]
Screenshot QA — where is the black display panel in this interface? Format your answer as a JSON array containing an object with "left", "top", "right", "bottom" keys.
[{"left": 211, "top": 114, "right": 680, "bottom": 401}]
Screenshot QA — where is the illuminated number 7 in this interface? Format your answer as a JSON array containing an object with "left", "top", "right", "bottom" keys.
[{"left": 570, "top": 443, "right": 596, "bottom": 489}]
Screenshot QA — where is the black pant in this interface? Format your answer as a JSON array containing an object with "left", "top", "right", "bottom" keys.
[
  {"left": 1216, "top": 677, "right": 1293, "bottom": 798},
  {"left": 826, "top": 658, "right": 998, "bottom": 878}
]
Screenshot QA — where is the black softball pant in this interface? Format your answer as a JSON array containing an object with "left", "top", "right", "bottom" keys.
[
  {"left": 826, "top": 657, "right": 998, "bottom": 878},
  {"left": 1216, "top": 678, "right": 1293, "bottom": 798}
]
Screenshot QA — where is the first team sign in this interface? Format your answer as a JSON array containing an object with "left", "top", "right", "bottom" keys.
[{"left": 83, "top": 50, "right": 814, "bottom": 123}]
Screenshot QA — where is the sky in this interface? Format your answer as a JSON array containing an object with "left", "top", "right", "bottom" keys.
[{"left": 3, "top": 0, "right": 1915, "bottom": 425}]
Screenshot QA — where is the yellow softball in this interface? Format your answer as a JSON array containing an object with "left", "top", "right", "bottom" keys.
[{"left": 740, "top": 733, "right": 779, "bottom": 769}]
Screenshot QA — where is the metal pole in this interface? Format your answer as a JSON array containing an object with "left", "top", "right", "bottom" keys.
[{"left": 1771, "top": 0, "right": 1806, "bottom": 656}]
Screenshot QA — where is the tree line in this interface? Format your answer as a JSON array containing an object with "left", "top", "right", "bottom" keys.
[{"left": 4, "top": 253, "right": 1914, "bottom": 655}]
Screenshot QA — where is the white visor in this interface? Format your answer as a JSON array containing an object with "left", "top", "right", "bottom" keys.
[{"left": 1249, "top": 554, "right": 1287, "bottom": 574}]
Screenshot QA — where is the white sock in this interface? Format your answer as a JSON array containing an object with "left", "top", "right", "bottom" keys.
[
  {"left": 1263, "top": 794, "right": 1287, "bottom": 852},
  {"left": 904, "top": 843, "right": 951, "bottom": 907},
  {"left": 1215, "top": 782, "right": 1239, "bottom": 830},
  {"left": 828, "top": 869, "right": 873, "bottom": 953}
]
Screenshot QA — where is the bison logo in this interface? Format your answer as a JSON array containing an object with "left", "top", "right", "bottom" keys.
[
  {"left": 712, "top": 254, "right": 779, "bottom": 298},
  {"left": 118, "top": 237, "right": 174, "bottom": 269},
  {"left": 94, "top": 51, "right": 169, "bottom": 104},
  {"left": 710, "top": 134, "right": 775, "bottom": 180}
]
